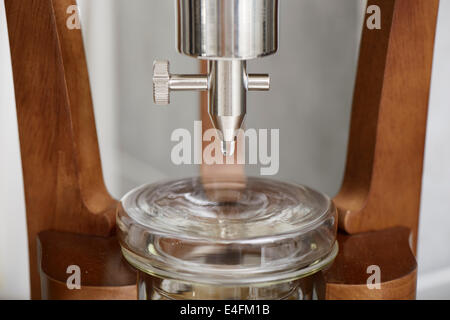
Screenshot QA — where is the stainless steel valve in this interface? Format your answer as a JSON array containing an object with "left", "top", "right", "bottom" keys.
[{"left": 152, "top": 0, "right": 278, "bottom": 156}]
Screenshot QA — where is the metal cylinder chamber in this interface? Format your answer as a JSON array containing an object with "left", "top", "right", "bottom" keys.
[{"left": 176, "top": 0, "right": 279, "bottom": 60}]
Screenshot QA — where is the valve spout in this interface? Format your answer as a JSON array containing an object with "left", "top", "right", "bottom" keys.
[{"left": 208, "top": 60, "right": 246, "bottom": 156}]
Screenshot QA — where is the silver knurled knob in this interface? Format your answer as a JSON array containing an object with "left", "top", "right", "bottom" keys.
[
  {"left": 153, "top": 60, "right": 171, "bottom": 105},
  {"left": 153, "top": 60, "right": 210, "bottom": 105}
]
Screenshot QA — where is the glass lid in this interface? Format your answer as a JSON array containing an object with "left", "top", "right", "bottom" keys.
[{"left": 117, "top": 177, "right": 338, "bottom": 286}]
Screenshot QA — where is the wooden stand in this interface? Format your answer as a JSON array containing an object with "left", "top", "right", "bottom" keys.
[
  {"left": 327, "top": 0, "right": 439, "bottom": 299},
  {"left": 5, "top": 0, "right": 439, "bottom": 299},
  {"left": 5, "top": 0, "right": 136, "bottom": 299}
]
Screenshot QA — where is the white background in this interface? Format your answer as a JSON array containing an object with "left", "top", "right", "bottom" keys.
[{"left": 0, "top": 0, "right": 449, "bottom": 299}]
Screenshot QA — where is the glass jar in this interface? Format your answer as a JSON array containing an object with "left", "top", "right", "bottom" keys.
[{"left": 117, "top": 177, "right": 338, "bottom": 300}]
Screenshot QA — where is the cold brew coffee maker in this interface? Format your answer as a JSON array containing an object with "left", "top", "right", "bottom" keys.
[{"left": 5, "top": 0, "right": 439, "bottom": 300}]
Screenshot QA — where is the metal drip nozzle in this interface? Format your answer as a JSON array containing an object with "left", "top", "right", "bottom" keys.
[
  {"left": 152, "top": 0, "right": 278, "bottom": 155},
  {"left": 152, "top": 60, "right": 270, "bottom": 155},
  {"left": 208, "top": 60, "right": 246, "bottom": 156},
  {"left": 221, "top": 141, "right": 236, "bottom": 157}
]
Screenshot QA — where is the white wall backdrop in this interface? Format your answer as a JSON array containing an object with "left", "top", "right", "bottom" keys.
[
  {"left": 0, "top": 0, "right": 449, "bottom": 299},
  {"left": 417, "top": 0, "right": 450, "bottom": 299},
  {"left": 0, "top": 0, "right": 29, "bottom": 299}
]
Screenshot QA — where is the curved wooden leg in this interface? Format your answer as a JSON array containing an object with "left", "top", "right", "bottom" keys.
[
  {"left": 334, "top": 0, "right": 439, "bottom": 252},
  {"left": 5, "top": 0, "right": 118, "bottom": 298}
]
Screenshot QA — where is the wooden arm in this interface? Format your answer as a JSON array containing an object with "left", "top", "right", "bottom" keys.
[
  {"left": 5, "top": 0, "right": 136, "bottom": 299},
  {"left": 334, "top": 0, "right": 439, "bottom": 252}
]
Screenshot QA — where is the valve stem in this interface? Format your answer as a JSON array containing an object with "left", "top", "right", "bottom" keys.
[{"left": 152, "top": 60, "right": 270, "bottom": 155}]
